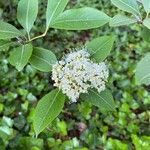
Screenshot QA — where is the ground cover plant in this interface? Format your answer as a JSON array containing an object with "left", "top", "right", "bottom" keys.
[{"left": 0, "top": 0, "right": 150, "bottom": 149}]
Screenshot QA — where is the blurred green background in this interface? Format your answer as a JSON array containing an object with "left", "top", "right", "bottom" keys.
[{"left": 0, "top": 0, "right": 150, "bottom": 149}]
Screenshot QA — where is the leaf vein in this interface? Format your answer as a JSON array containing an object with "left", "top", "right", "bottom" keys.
[
  {"left": 38, "top": 90, "right": 60, "bottom": 132},
  {"left": 32, "top": 54, "right": 53, "bottom": 66},
  {"left": 90, "top": 89, "right": 115, "bottom": 111}
]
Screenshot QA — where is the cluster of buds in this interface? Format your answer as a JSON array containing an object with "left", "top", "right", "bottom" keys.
[{"left": 52, "top": 49, "right": 109, "bottom": 102}]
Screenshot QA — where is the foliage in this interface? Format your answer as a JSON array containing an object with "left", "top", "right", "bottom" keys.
[
  {"left": 135, "top": 53, "right": 150, "bottom": 85},
  {"left": 33, "top": 89, "right": 65, "bottom": 136},
  {"left": 110, "top": 0, "right": 150, "bottom": 86},
  {"left": 0, "top": 0, "right": 116, "bottom": 136},
  {"left": 86, "top": 35, "right": 115, "bottom": 62},
  {"left": 0, "top": 0, "right": 150, "bottom": 149}
]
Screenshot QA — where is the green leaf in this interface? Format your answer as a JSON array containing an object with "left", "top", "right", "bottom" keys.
[
  {"left": 29, "top": 47, "right": 57, "bottom": 72},
  {"left": 17, "top": 137, "right": 44, "bottom": 150},
  {"left": 0, "top": 21, "right": 22, "bottom": 39},
  {"left": 111, "top": 0, "right": 140, "bottom": 16},
  {"left": 135, "top": 53, "right": 150, "bottom": 85},
  {"left": 0, "top": 40, "right": 12, "bottom": 51},
  {"left": 8, "top": 43, "right": 33, "bottom": 71},
  {"left": 17, "top": 0, "right": 38, "bottom": 34},
  {"left": 81, "top": 89, "right": 116, "bottom": 111},
  {"left": 86, "top": 36, "right": 115, "bottom": 62},
  {"left": 141, "top": 27, "right": 150, "bottom": 43},
  {"left": 142, "top": 0, "right": 150, "bottom": 14},
  {"left": 106, "top": 138, "right": 128, "bottom": 150},
  {"left": 51, "top": 7, "right": 110, "bottom": 30},
  {"left": 33, "top": 89, "right": 65, "bottom": 136},
  {"left": 109, "top": 14, "right": 137, "bottom": 27},
  {"left": 46, "top": 0, "right": 69, "bottom": 29},
  {"left": 143, "top": 18, "right": 150, "bottom": 30}
]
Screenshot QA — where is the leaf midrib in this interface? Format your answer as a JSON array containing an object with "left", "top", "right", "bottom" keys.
[
  {"left": 32, "top": 54, "right": 53, "bottom": 66},
  {"left": 90, "top": 89, "right": 115, "bottom": 111},
  {"left": 47, "top": 0, "right": 62, "bottom": 27},
  {"left": 90, "top": 38, "right": 111, "bottom": 56},
  {"left": 0, "top": 30, "right": 20, "bottom": 35},
  {"left": 17, "top": 45, "right": 25, "bottom": 68},
  {"left": 26, "top": 0, "right": 30, "bottom": 33},
  {"left": 37, "top": 90, "right": 60, "bottom": 133},
  {"left": 112, "top": 16, "right": 136, "bottom": 25},
  {"left": 114, "top": 0, "right": 139, "bottom": 15},
  {"left": 53, "top": 18, "right": 108, "bottom": 25}
]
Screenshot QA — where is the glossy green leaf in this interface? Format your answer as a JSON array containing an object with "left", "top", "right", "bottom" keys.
[
  {"left": 46, "top": 0, "right": 69, "bottom": 29},
  {"left": 111, "top": 0, "right": 140, "bottom": 16},
  {"left": 142, "top": 0, "right": 150, "bottom": 14},
  {"left": 8, "top": 43, "right": 33, "bottom": 71},
  {"left": 86, "top": 36, "right": 115, "bottom": 62},
  {"left": 29, "top": 47, "right": 57, "bottom": 72},
  {"left": 81, "top": 89, "right": 116, "bottom": 111},
  {"left": 135, "top": 53, "right": 150, "bottom": 85},
  {"left": 109, "top": 14, "right": 137, "bottom": 27},
  {"left": 51, "top": 7, "right": 110, "bottom": 30},
  {"left": 17, "top": 0, "right": 38, "bottom": 33},
  {"left": 143, "top": 18, "right": 150, "bottom": 30},
  {"left": 0, "top": 21, "right": 22, "bottom": 39},
  {"left": 33, "top": 89, "right": 65, "bottom": 136}
]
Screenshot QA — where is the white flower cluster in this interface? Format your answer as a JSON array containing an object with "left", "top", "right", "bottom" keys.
[{"left": 52, "top": 49, "right": 109, "bottom": 102}]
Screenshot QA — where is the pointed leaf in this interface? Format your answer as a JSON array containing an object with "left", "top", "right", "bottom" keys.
[
  {"left": 143, "top": 18, "right": 150, "bottom": 30},
  {"left": 109, "top": 14, "right": 137, "bottom": 27},
  {"left": 135, "top": 53, "right": 150, "bottom": 85},
  {"left": 46, "top": 0, "right": 69, "bottom": 29},
  {"left": 81, "top": 89, "right": 116, "bottom": 111},
  {"left": 142, "top": 0, "right": 150, "bottom": 14},
  {"left": 86, "top": 36, "right": 115, "bottom": 62},
  {"left": 33, "top": 89, "right": 65, "bottom": 136},
  {"left": 29, "top": 47, "right": 57, "bottom": 72},
  {"left": 51, "top": 7, "right": 110, "bottom": 30},
  {"left": 111, "top": 0, "right": 140, "bottom": 16},
  {"left": 0, "top": 21, "right": 22, "bottom": 39},
  {"left": 17, "top": 0, "right": 38, "bottom": 33},
  {"left": 8, "top": 43, "right": 33, "bottom": 71}
]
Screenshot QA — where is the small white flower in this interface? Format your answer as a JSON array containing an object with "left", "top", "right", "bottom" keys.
[{"left": 52, "top": 48, "right": 109, "bottom": 102}]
